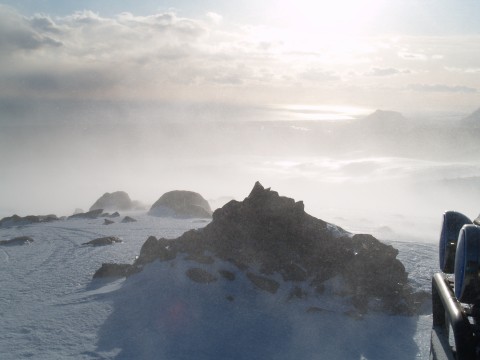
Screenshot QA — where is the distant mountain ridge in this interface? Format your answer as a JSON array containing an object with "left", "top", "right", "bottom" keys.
[
  {"left": 461, "top": 107, "right": 480, "bottom": 127},
  {"left": 359, "top": 109, "right": 408, "bottom": 130}
]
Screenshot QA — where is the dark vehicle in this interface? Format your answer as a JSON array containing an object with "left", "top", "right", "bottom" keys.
[{"left": 430, "top": 211, "right": 480, "bottom": 359}]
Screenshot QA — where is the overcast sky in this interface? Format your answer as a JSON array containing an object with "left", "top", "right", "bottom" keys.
[{"left": 1, "top": 0, "right": 480, "bottom": 116}]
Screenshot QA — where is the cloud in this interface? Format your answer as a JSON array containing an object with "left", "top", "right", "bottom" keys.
[
  {"left": 365, "top": 67, "right": 410, "bottom": 77},
  {"left": 398, "top": 52, "right": 428, "bottom": 61},
  {"left": 206, "top": 12, "right": 223, "bottom": 25},
  {"left": 1, "top": 5, "right": 480, "bottom": 113},
  {"left": 0, "top": 5, "right": 62, "bottom": 52},
  {"left": 445, "top": 67, "right": 480, "bottom": 74},
  {"left": 407, "top": 83, "right": 477, "bottom": 93},
  {"left": 298, "top": 68, "right": 339, "bottom": 82}
]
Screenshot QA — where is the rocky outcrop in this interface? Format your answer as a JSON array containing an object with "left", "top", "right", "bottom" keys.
[
  {"left": 89, "top": 191, "right": 133, "bottom": 211},
  {"left": 0, "top": 236, "right": 34, "bottom": 246},
  {"left": 103, "top": 219, "right": 114, "bottom": 225},
  {"left": 121, "top": 216, "right": 137, "bottom": 223},
  {"left": 95, "top": 182, "right": 425, "bottom": 315},
  {"left": 83, "top": 236, "right": 122, "bottom": 246},
  {"left": 0, "top": 214, "right": 58, "bottom": 227},
  {"left": 149, "top": 190, "right": 212, "bottom": 218},
  {"left": 93, "top": 263, "right": 138, "bottom": 278},
  {"left": 68, "top": 209, "right": 103, "bottom": 220}
]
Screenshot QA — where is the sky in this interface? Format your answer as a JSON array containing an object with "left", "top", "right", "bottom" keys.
[
  {"left": 1, "top": 0, "right": 480, "bottom": 115},
  {"left": 1, "top": 1, "right": 480, "bottom": 217}
]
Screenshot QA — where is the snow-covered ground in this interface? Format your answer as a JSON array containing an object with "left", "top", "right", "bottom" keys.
[{"left": 0, "top": 212, "right": 437, "bottom": 359}]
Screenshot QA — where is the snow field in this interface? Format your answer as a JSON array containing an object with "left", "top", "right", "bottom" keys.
[{"left": 0, "top": 213, "right": 437, "bottom": 359}]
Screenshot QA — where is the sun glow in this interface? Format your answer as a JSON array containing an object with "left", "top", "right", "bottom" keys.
[{"left": 255, "top": 0, "right": 387, "bottom": 53}]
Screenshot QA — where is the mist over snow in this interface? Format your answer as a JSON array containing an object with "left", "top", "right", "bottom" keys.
[{"left": 1, "top": 101, "right": 480, "bottom": 244}]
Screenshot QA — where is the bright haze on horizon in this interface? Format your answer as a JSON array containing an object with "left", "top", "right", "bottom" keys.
[{"left": 1, "top": 0, "right": 480, "bottom": 235}]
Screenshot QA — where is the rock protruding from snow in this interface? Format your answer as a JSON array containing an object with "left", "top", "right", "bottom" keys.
[
  {"left": 0, "top": 236, "right": 34, "bottom": 246},
  {"left": 68, "top": 209, "right": 103, "bottom": 220},
  {"left": 121, "top": 216, "right": 137, "bottom": 223},
  {"left": 0, "top": 214, "right": 58, "bottom": 228},
  {"left": 186, "top": 268, "right": 218, "bottom": 283},
  {"left": 89, "top": 191, "right": 133, "bottom": 211},
  {"left": 96, "top": 182, "right": 424, "bottom": 315},
  {"left": 83, "top": 236, "right": 122, "bottom": 246},
  {"left": 149, "top": 190, "right": 212, "bottom": 218},
  {"left": 93, "top": 263, "right": 137, "bottom": 278}
]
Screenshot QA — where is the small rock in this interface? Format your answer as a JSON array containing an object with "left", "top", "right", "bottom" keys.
[
  {"left": 121, "top": 216, "right": 137, "bottom": 223},
  {"left": 83, "top": 236, "right": 122, "bottom": 246},
  {"left": 246, "top": 272, "right": 280, "bottom": 294},
  {"left": 0, "top": 236, "right": 34, "bottom": 246},
  {"left": 103, "top": 219, "right": 115, "bottom": 225},
  {"left": 186, "top": 268, "right": 218, "bottom": 283}
]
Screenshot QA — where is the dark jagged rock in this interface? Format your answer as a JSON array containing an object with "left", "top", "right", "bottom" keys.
[
  {"left": 95, "top": 182, "right": 425, "bottom": 315},
  {"left": 186, "top": 268, "right": 218, "bottom": 283},
  {"left": 103, "top": 219, "right": 115, "bottom": 225},
  {"left": 0, "top": 236, "right": 34, "bottom": 246},
  {"left": 90, "top": 191, "right": 133, "bottom": 211},
  {"left": 109, "top": 212, "right": 120, "bottom": 218},
  {"left": 68, "top": 209, "right": 103, "bottom": 220},
  {"left": 149, "top": 190, "right": 212, "bottom": 218},
  {"left": 135, "top": 236, "right": 177, "bottom": 264},
  {"left": 93, "top": 263, "right": 139, "bottom": 278},
  {"left": 0, "top": 214, "right": 58, "bottom": 228},
  {"left": 83, "top": 236, "right": 122, "bottom": 246},
  {"left": 121, "top": 216, "right": 137, "bottom": 223}
]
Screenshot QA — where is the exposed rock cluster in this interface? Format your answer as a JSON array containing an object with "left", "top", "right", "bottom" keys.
[
  {"left": 0, "top": 214, "right": 58, "bottom": 227},
  {"left": 68, "top": 209, "right": 104, "bottom": 220},
  {"left": 94, "top": 182, "right": 426, "bottom": 315}
]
